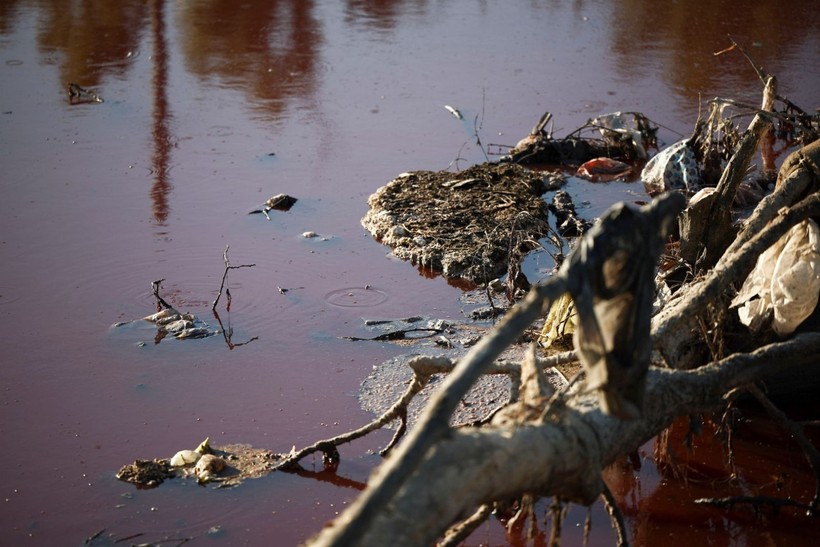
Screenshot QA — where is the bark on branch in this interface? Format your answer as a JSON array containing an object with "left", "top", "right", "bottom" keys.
[{"left": 310, "top": 335, "right": 820, "bottom": 546}]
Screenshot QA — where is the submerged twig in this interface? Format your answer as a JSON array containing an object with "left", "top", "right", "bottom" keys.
[{"left": 342, "top": 327, "right": 444, "bottom": 341}]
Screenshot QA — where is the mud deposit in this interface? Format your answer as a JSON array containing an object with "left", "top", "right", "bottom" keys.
[{"left": 362, "top": 163, "right": 558, "bottom": 283}]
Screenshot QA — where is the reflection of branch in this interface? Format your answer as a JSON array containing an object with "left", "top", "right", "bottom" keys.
[
  {"left": 150, "top": 0, "right": 172, "bottom": 225},
  {"left": 151, "top": 279, "right": 173, "bottom": 310},
  {"left": 747, "top": 384, "right": 820, "bottom": 514},
  {"left": 290, "top": 466, "right": 367, "bottom": 491},
  {"left": 694, "top": 495, "right": 814, "bottom": 514},
  {"left": 601, "top": 483, "right": 629, "bottom": 547},
  {"left": 211, "top": 245, "right": 255, "bottom": 311},
  {"left": 212, "top": 308, "right": 259, "bottom": 350}
]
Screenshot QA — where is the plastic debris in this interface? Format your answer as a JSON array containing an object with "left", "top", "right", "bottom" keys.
[
  {"left": 731, "top": 219, "right": 820, "bottom": 336},
  {"left": 576, "top": 157, "right": 633, "bottom": 182},
  {"left": 444, "top": 105, "right": 462, "bottom": 119},
  {"left": 538, "top": 292, "right": 576, "bottom": 349},
  {"left": 169, "top": 450, "right": 201, "bottom": 467},
  {"left": 641, "top": 139, "right": 701, "bottom": 194},
  {"left": 589, "top": 111, "right": 649, "bottom": 159}
]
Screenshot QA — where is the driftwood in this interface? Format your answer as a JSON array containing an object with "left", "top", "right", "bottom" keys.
[{"left": 306, "top": 136, "right": 820, "bottom": 545}]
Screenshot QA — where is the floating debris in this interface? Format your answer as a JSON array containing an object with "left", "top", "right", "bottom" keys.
[
  {"left": 250, "top": 193, "right": 298, "bottom": 220},
  {"left": 117, "top": 440, "right": 283, "bottom": 489},
  {"left": 195, "top": 454, "right": 226, "bottom": 482},
  {"left": 169, "top": 450, "right": 200, "bottom": 467},
  {"left": 116, "top": 459, "right": 173, "bottom": 488},
  {"left": 142, "top": 307, "right": 216, "bottom": 340},
  {"left": 504, "top": 111, "right": 655, "bottom": 165},
  {"left": 67, "top": 82, "right": 103, "bottom": 103},
  {"left": 112, "top": 306, "right": 217, "bottom": 342},
  {"left": 576, "top": 157, "right": 634, "bottom": 182},
  {"left": 550, "top": 190, "right": 591, "bottom": 237},
  {"left": 731, "top": 219, "right": 820, "bottom": 336},
  {"left": 642, "top": 139, "right": 701, "bottom": 194},
  {"left": 444, "top": 104, "right": 462, "bottom": 119}
]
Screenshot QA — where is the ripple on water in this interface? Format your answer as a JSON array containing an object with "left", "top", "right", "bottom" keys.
[
  {"left": 48, "top": 243, "right": 293, "bottom": 338},
  {"left": 324, "top": 286, "right": 388, "bottom": 308}
]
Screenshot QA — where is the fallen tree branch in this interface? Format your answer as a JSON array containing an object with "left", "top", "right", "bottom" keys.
[
  {"left": 695, "top": 74, "right": 776, "bottom": 269},
  {"left": 311, "top": 275, "right": 569, "bottom": 546},
  {"left": 438, "top": 503, "right": 492, "bottom": 547},
  {"left": 653, "top": 189, "right": 819, "bottom": 368},
  {"left": 308, "top": 334, "right": 820, "bottom": 546},
  {"left": 277, "top": 351, "right": 580, "bottom": 472},
  {"left": 304, "top": 69, "right": 819, "bottom": 547}
]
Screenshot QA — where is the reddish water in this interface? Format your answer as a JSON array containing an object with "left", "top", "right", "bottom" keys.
[{"left": 1, "top": 1, "right": 818, "bottom": 545}]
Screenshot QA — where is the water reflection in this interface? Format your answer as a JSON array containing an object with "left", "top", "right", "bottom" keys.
[
  {"left": 177, "top": 0, "right": 321, "bottom": 120},
  {"left": 150, "top": 0, "right": 172, "bottom": 225},
  {"left": 344, "top": 0, "right": 428, "bottom": 31},
  {"left": 0, "top": 0, "right": 23, "bottom": 35},
  {"left": 34, "top": 1, "right": 146, "bottom": 86},
  {"left": 609, "top": 0, "right": 819, "bottom": 111}
]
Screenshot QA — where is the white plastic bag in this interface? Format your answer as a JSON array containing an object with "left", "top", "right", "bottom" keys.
[
  {"left": 731, "top": 219, "right": 820, "bottom": 336},
  {"left": 641, "top": 139, "right": 701, "bottom": 194}
]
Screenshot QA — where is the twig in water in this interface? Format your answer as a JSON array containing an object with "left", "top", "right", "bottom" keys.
[
  {"left": 211, "top": 245, "right": 255, "bottom": 311},
  {"left": 274, "top": 356, "right": 455, "bottom": 470},
  {"left": 342, "top": 327, "right": 444, "bottom": 342},
  {"left": 84, "top": 528, "right": 105, "bottom": 544}
]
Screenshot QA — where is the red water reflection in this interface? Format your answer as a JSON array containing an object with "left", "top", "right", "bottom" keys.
[
  {"left": 0, "top": 0, "right": 818, "bottom": 545},
  {"left": 150, "top": 0, "right": 172, "bottom": 225},
  {"left": 605, "top": 402, "right": 820, "bottom": 546}
]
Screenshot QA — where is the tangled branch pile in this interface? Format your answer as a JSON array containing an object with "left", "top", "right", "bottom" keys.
[{"left": 305, "top": 64, "right": 820, "bottom": 545}]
